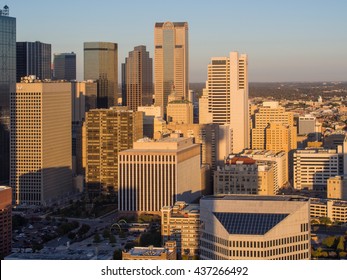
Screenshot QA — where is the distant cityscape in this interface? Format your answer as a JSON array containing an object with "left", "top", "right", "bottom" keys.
[{"left": 1, "top": 5, "right": 347, "bottom": 261}]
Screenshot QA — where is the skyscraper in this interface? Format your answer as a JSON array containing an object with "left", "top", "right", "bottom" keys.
[
  {"left": 154, "top": 22, "right": 188, "bottom": 117},
  {"left": 53, "top": 52, "right": 76, "bottom": 81},
  {"left": 84, "top": 42, "right": 118, "bottom": 108},
  {"left": 0, "top": 186, "right": 12, "bottom": 258},
  {"left": 202, "top": 52, "right": 249, "bottom": 153},
  {"left": 83, "top": 107, "right": 143, "bottom": 193},
  {"left": 122, "top": 45, "right": 153, "bottom": 111},
  {"left": 0, "top": 6, "right": 15, "bottom": 184},
  {"left": 16, "top": 41, "right": 51, "bottom": 82},
  {"left": 10, "top": 77, "right": 73, "bottom": 205}
]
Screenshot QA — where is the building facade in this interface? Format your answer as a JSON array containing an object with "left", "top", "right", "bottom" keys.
[
  {"left": 310, "top": 198, "right": 347, "bottom": 223},
  {"left": 84, "top": 42, "right": 118, "bottom": 108},
  {"left": 118, "top": 135, "right": 201, "bottom": 213},
  {"left": 84, "top": 107, "right": 143, "bottom": 193},
  {"left": 154, "top": 22, "right": 188, "bottom": 117},
  {"left": 293, "top": 148, "right": 343, "bottom": 190},
  {"left": 10, "top": 77, "right": 73, "bottom": 205},
  {"left": 161, "top": 202, "right": 200, "bottom": 258},
  {"left": 202, "top": 52, "right": 249, "bottom": 153},
  {"left": 200, "top": 195, "right": 310, "bottom": 260},
  {"left": 122, "top": 241, "right": 177, "bottom": 260},
  {"left": 16, "top": 41, "right": 51, "bottom": 82},
  {"left": 0, "top": 186, "right": 12, "bottom": 258},
  {"left": 53, "top": 52, "right": 76, "bottom": 81},
  {"left": 0, "top": 8, "right": 16, "bottom": 184},
  {"left": 122, "top": 45, "right": 153, "bottom": 111}
]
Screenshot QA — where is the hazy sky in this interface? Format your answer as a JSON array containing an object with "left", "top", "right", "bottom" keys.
[{"left": 6, "top": 0, "right": 347, "bottom": 82}]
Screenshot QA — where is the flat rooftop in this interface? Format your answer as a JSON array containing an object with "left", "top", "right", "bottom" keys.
[
  {"left": 201, "top": 194, "right": 309, "bottom": 202},
  {"left": 126, "top": 246, "right": 167, "bottom": 257}
]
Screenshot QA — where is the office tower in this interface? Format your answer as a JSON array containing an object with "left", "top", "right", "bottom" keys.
[
  {"left": 53, "top": 52, "right": 76, "bottom": 81},
  {"left": 118, "top": 135, "right": 201, "bottom": 212},
  {"left": 293, "top": 148, "right": 344, "bottom": 191},
  {"left": 166, "top": 88, "right": 193, "bottom": 124},
  {"left": 0, "top": 6, "right": 15, "bottom": 184},
  {"left": 327, "top": 176, "right": 347, "bottom": 200},
  {"left": 71, "top": 81, "right": 97, "bottom": 175},
  {"left": 161, "top": 202, "right": 200, "bottom": 258},
  {"left": 138, "top": 105, "right": 162, "bottom": 138},
  {"left": 16, "top": 41, "right": 51, "bottom": 82},
  {"left": 239, "top": 150, "right": 288, "bottom": 194},
  {"left": 166, "top": 123, "right": 219, "bottom": 170},
  {"left": 84, "top": 107, "right": 143, "bottom": 193},
  {"left": 257, "top": 164, "right": 275, "bottom": 195},
  {"left": 203, "top": 52, "right": 248, "bottom": 153},
  {"left": 200, "top": 195, "right": 311, "bottom": 260},
  {"left": 84, "top": 42, "right": 118, "bottom": 108},
  {"left": 298, "top": 114, "right": 316, "bottom": 135},
  {"left": 251, "top": 101, "right": 297, "bottom": 153},
  {"left": 122, "top": 241, "right": 177, "bottom": 260},
  {"left": 198, "top": 87, "right": 212, "bottom": 124},
  {"left": 154, "top": 22, "right": 188, "bottom": 117},
  {"left": 0, "top": 186, "right": 12, "bottom": 258},
  {"left": 324, "top": 132, "right": 346, "bottom": 149},
  {"left": 122, "top": 45, "right": 153, "bottom": 111},
  {"left": 10, "top": 77, "right": 73, "bottom": 205}
]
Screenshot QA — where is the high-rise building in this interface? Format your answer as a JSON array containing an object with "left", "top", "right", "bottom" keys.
[
  {"left": 118, "top": 135, "right": 201, "bottom": 213},
  {"left": 84, "top": 42, "right": 118, "bottom": 108},
  {"left": 16, "top": 41, "right": 51, "bottom": 82},
  {"left": 10, "top": 77, "right": 73, "bottom": 205},
  {"left": 137, "top": 105, "right": 162, "bottom": 138},
  {"left": 202, "top": 52, "right": 249, "bottom": 153},
  {"left": 298, "top": 114, "right": 316, "bottom": 136},
  {"left": 0, "top": 6, "right": 15, "bottom": 184},
  {"left": 166, "top": 88, "right": 193, "bottom": 124},
  {"left": 83, "top": 107, "right": 143, "bottom": 193},
  {"left": 251, "top": 101, "right": 297, "bottom": 153},
  {"left": 200, "top": 195, "right": 311, "bottom": 260},
  {"left": 53, "top": 52, "right": 76, "bottom": 81},
  {"left": 0, "top": 186, "right": 12, "bottom": 258},
  {"left": 198, "top": 87, "right": 212, "bottom": 124},
  {"left": 239, "top": 150, "right": 288, "bottom": 194},
  {"left": 327, "top": 176, "right": 347, "bottom": 200},
  {"left": 122, "top": 45, "right": 153, "bottom": 111},
  {"left": 154, "top": 22, "right": 188, "bottom": 117},
  {"left": 161, "top": 202, "right": 200, "bottom": 258},
  {"left": 293, "top": 148, "right": 344, "bottom": 191}
]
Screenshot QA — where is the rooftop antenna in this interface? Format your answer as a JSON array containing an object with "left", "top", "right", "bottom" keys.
[{"left": 1, "top": 5, "right": 9, "bottom": 16}]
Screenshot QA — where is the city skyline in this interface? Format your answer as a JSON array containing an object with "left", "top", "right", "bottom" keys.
[{"left": 7, "top": 0, "right": 347, "bottom": 82}]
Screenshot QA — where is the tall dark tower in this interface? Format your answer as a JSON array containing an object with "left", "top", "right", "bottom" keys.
[
  {"left": 53, "top": 52, "right": 76, "bottom": 81},
  {"left": 0, "top": 5, "right": 16, "bottom": 184},
  {"left": 16, "top": 41, "right": 51, "bottom": 82}
]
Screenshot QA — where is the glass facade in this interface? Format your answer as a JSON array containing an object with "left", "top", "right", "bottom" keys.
[
  {"left": 0, "top": 14, "right": 15, "bottom": 183},
  {"left": 84, "top": 42, "right": 118, "bottom": 108},
  {"left": 53, "top": 52, "right": 76, "bottom": 81},
  {"left": 16, "top": 41, "right": 51, "bottom": 82}
]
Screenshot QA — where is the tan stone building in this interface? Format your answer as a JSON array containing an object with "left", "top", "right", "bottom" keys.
[
  {"left": 154, "top": 22, "right": 188, "bottom": 117},
  {"left": 310, "top": 198, "right": 347, "bottom": 223},
  {"left": 327, "top": 176, "right": 347, "bottom": 200},
  {"left": 251, "top": 102, "right": 297, "bottom": 153},
  {"left": 161, "top": 202, "right": 200, "bottom": 258},
  {"left": 83, "top": 107, "right": 143, "bottom": 193},
  {"left": 10, "top": 77, "right": 73, "bottom": 205},
  {"left": 0, "top": 186, "right": 12, "bottom": 258},
  {"left": 202, "top": 52, "right": 249, "bottom": 153},
  {"left": 122, "top": 241, "right": 177, "bottom": 260},
  {"left": 200, "top": 195, "right": 310, "bottom": 260},
  {"left": 118, "top": 135, "right": 201, "bottom": 213}
]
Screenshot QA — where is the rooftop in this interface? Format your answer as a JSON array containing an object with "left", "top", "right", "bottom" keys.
[
  {"left": 201, "top": 194, "right": 309, "bottom": 202},
  {"left": 126, "top": 246, "right": 168, "bottom": 257}
]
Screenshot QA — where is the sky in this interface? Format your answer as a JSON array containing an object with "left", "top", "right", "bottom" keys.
[{"left": 5, "top": 0, "right": 347, "bottom": 82}]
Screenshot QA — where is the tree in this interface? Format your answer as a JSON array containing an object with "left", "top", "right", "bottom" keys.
[
  {"left": 93, "top": 233, "right": 101, "bottom": 243},
  {"left": 113, "top": 249, "right": 122, "bottom": 260},
  {"left": 337, "top": 236, "right": 345, "bottom": 251},
  {"left": 109, "top": 234, "right": 116, "bottom": 244},
  {"left": 322, "top": 236, "right": 336, "bottom": 248}
]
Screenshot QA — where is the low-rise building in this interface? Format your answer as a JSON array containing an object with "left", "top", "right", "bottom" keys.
[{"left": 122, "top": 241, "right": 176, "bottom": 260}]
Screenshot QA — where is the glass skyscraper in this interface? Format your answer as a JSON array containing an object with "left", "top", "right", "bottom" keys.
[
  {"left": 53, "top": 52, "right": 76, "bottom": 81},
  {"left": 0, "top": 6, "right": 16, "bottom": 183},
  {"left": 84, "top": 42, "right": 118, "bottom": 109},
  {"left": 16, "top": 41, "right": 51, "bottom": 82}
]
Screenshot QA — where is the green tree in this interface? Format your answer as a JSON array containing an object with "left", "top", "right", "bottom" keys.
[
  {"left": 337, "top": 236, "right": 345, "bottom": 251},
  {"left": 322, "top": 236, "right": 336, "bottom": 248},
  {"left": 93, "top": 233, "right": 101, "bottom": 243},
  {"left": 113, "top": 249, "right": 122, "bottom": 260}
]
